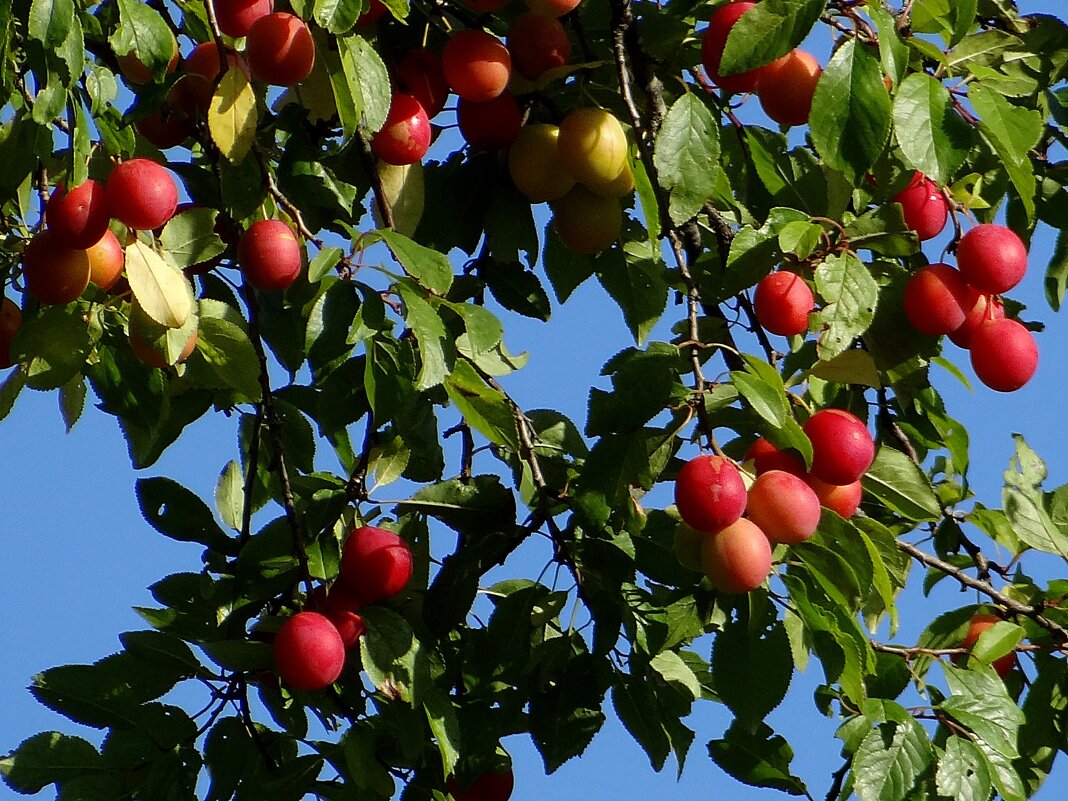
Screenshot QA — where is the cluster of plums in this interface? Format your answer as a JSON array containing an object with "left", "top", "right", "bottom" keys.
[
  {"left": 674, "top": 409, "right": 874, "bottom": 594},
  {"left": 903, "top": 222, "right": 1037, "bottom": 392},
  {"left": 273, "top": 525, "right": 413, "bottom": 692},
  {"left": 702, "top": 1, "right": 822, "bottom": 127}
]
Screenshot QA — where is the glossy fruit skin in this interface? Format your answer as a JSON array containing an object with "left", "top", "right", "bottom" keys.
[
  {"left": 557, "top": 107, "right": 629, "bottom": 191},
  {"left": 393, "top": 49, "right": 449, "bottom": 119},
  {"left": 507, "top": 12, "right": 571, "bottom": 81},
  {"left": 757, "top": 49, "right": 821, "bottom": 126},
  {"left": 442, "top": 30, "right": 512, "bottom": 102},
  {"left": 948, "top": 291, "right": 1003, "bottom": 349},
  {"left": 508, "top": 124, "right": 576, "bottom": 203},
  {"left": 956, "top": 613, "right": 1017, "bottom": 676},
  {"left": 356, "top": 0, "right": 388, "bottom": 26},
  {"left": 744, "top": 437, "right": 805, "bottom": 477},
  {"left": 214, "top": 0, "right": 274, "bottom": 38},
  {"left": 246, "top": 12, "right": 316, "bottom": 86},
  {"left": 371, "top": 94, "right": 432, "bottom": 165},
  {"left": 238, "top": 219, "right": 303, "bottom": 291},
  {"left": 325, "top": 610, "right": 366, "bottom": 649},
  {"left": 85, "top": 230, "right": 125, "bottom": 291},
  {"left": 753, "top": 271, "right": 814, "bottom": 336},
  {"left": 803, "top": 408, "right": 875, "bottom": 486},
  {"left": 892, "top": 173, "right": 948, "bottom": 241},
  {"left": 106, "top": 159, "right": 179, "bottom": 231},
  {"left": 969, "top": 317, "right": 1038, "bottom": 392},
  {"left": 45, "top": 180, "right": 111, "bottom": 249},
  {"left": 745, "top": 470, "right": 822, "bottom": 545},
  {"left": 458, "top": 93, "right": 523, "bottom": 151},
  {"left": 446, "top": 769, "right": 515, "bottom": 801},
  {"left": 339, "top": 525, "right": 413, "bottom": 605},
  {"left": 0, "top": 298, "right": 21, "bottom": 369},
  {"left": 550, "top": 185, "right": 621, "bottom": 254},
  {"left": 956, "top": 223, "right": 1028, "bottom": 295},
  {"left": 903, "top": 263, "right": 973, "bottom": 336},
  {"left": 674, "top": 454, "right": 747, "bottom": 534},
  {"left": 700, "top": 518, "right": 773, "bottom": 594},
  {"left": 273, "top": 611, "right": 346, "bottom": 691},
  {"left": 701, "top": 2, "right": 763, "bottom": 94},
  {"left": 135, "top": 101, "right": 195, "bottom": 150},
  {"left": 806, "top": 476, "right": 862, "bottom": 519},
  {"left": 23, "top": 230, "right": 92, "bottom": 305}
]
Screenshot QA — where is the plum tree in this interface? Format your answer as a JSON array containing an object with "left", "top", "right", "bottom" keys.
[
  {"left": 956, "top": 613, "right": 1018, "bottom": 676},
  {"left": 5, "top": 3, "right": 1068, "bottom": 800}
]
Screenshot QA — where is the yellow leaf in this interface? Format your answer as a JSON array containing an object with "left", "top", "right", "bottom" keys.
[
  {"left": 209, "top": 67, "right": 258, "bottom": 164},
  {"left": 808, "top": 349, "right": 882, "bottom": 388},
  {"left": 125, "top": 240, "right": 194, "bottom": 329},
  {"left": 374, "top": 161, "right": 425, "bottom": 237}
]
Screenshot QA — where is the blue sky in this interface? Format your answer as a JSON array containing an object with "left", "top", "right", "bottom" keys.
[{"left": 4, "top": 1, "right": 1068, "bottom": 799}]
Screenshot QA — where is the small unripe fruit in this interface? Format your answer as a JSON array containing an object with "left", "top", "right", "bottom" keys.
[
  {"left": 273, "top": 611, "right": 346, "bottom": 691},
  {"left": 442, "top": 30, "right": 512, "bottom": 102},
  {"left": 214, "top": 0, "right": 274, "bottom": 38},
  {"left": 701, "top": 2, "right": 765, "bottom": 94},
  {"left": 744, "top": 437, "right": 805, "bottom": 477},
  {"left": 806, "top": 476, "right": 862, "bottom": 519},
  {"left": 891, "top": 172, "right": 949, "bottom": 241},
  {"left": 948, "top": 291, "right": 1003, "bottom": 349},
  {"left": 903, "top": 263, "right": 972, "bottom": 336},
  {"left": 23, "top": 230, "right": 91, "bottom": 305},
  {"left": 969, "top": 318, "right": 1038, "bottom": 392},
  {"left": 753, "top": 271, "right": 814, "bottom": 336},
  {"left": 507, "top": 12, "right": 571, "bottom": 81},
  {"left": 745, "top": 470, "right": 822, "bottom": 545},
  {"left": 371, "top": 93, "right": 432, "bottom": 165},
  {"left": 85, "top": 230, "right": 125, "bottom": 292},
  {"left": 550, "top": 186, "right": 621, "bottom": 254},
  {"left": 45, "top": 180, "right": 111, "bottom": 249},
  {"left": 508, "top": 124, "right": 577, "bottom": 203},
  {"left": 339, "top": 525, "right": 413, "bottom": 605},
  {"left": 393, "top": 49, "right": 449, "bottom": 119},
  {"left": 106, "top": 159, "right": 179, "bottom": 231},
  {"left": 557, "top": 107, "right": 629, "bottom": 191},
  {"left": 804, "top": 408, "right": 874, "bottom": 486},
  {"left": 956, "top": 223, "right": 1028, "bottom": 295},
  {"left": 700, "top": 518, "right": 773, "bottom": 594},
  {"left": 246, "top": 12, "right": 316, "bottom": 86},
  {"left": 674, "top": 454, "right": 747, "bottom": 534},
  {"left": 458, "top": 93, "right": 523, "bottom": 151},
  {"left": 757, "top": 49, "right": 821, "bottom": 127},
  {"left": 238, "top": 219, "right": 303, "bottom": 291},
  {"left": 955, "top": 613, "right": 1017, "bottom": 676},
  {"left": 0, "top": 298, "right": 21, "bottom": 369}
]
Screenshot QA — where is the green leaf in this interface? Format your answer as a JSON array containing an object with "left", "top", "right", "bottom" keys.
[
  {"left": 707, "top": 722, "right": 808, "bottom": 796},
  {"left": 30, "top": 0, "right": 74, "bottom": 54},
  {"left": 529, "top": 653, "right": 608, "bottom": 773},
  {"left": 444, "top": 358, "right": 520, "bottom": 451},
  {"left": 862, "top": 446, "right": 942, "bottom": 521},
  {"left": 719, "top": 0, "right": 826, "bottom": 76},
  {"left": 314, "top": 0, "right": 362, "bottom": 32},
  {"left": 308, "top": 246, "right": 343, "bottom": 284},
  {"left": 395, "top": 282, "right": 453, "bottom": 390},
  {"left": 192, "top": 316, "right": 263, "bottom": 403},
  {"left": 1002, "top": 434, "right": 1068, "bottom": 556},
  {"left": 478, "top": 260, "right": 551, "bottom": 321},
  {"left": 399, "top": 475, "right": 516, "bottom": 536},
  {"left": 136, "top": 476, "right": 237, "bottom": 555},
  {"left": 843, "top": 204, "right": 919, "bottom": 258},
  {"left": 936, "top": 736, "right": 992, "bottom": 801},
  {"left": 969, "top": 83, "right": 1042, "bottom": 221},
  {"left": 612, "top": 673, "right": 671, "bottom": 771},
  {"left": 359, "top": 606, "right": 419, "bottom": 701},
  {"left": 653, "top": 94, "right": 720, "bottom": 224},
  {"left": 1045, "top": 228, "right": 1068, "bottom": 312},
  {"left": 338, "top": 34, "right": 390, "bottom": 134},
  {"left": 0, "top": 732, "right": 100, "bottom": 794},
  {"left": 377, "top": 229, "right": 453, "bottom": 295},
  {"left": 126, "top": 240, "right": 195, "bottom": 329},
  {"left": 810, "top": 38, "right": 893, "bottom": 181},
  {"left": 808, "top": 350, "right": 882, "bottom": 388},
  {"left": 11, "top": 305, "right": 90, "bottom": 391},
  {"left": 58, "top": 374, "right": 86, "bottom": 434},
  {"left": 111, "top": 0, "right": 174, "bottom": 79},
  {"left": 814, "top": 252, "right": 879, "bottom": 360},
  {"left": 215, "top": 460, "right": 245, "bottom": 533},
  {"left": 970, "top": 620, "right": 1024, "bottom": 668},
  {"left": 597, "top": 242, "right": 668, "bottom": 346},
  {"left": 160, "top": 208, "right": 226, "bottom": 269},
  {"left": 852, "top": 719, "right": 933, "bottom": 801},
  {"left": 867, "top": 3, "right": 909, "bottom": 85},
  {"left": 731, "top": 354, "right": 790, "bottom": 430},
  {"left": 892, "top": 73, "right": 974, "bottom": 185},
  {"left": 712, "top": 615, "right": 793, "bottom": 727},
  {"left": 650, "top": 650, "right": 702, "bottom": 701},
  {"left": 119, "top": 630, "right": 202, "bottom": 680},
  {"left": 940, "top": 663, "right": 1024, "bottom": 759}
]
